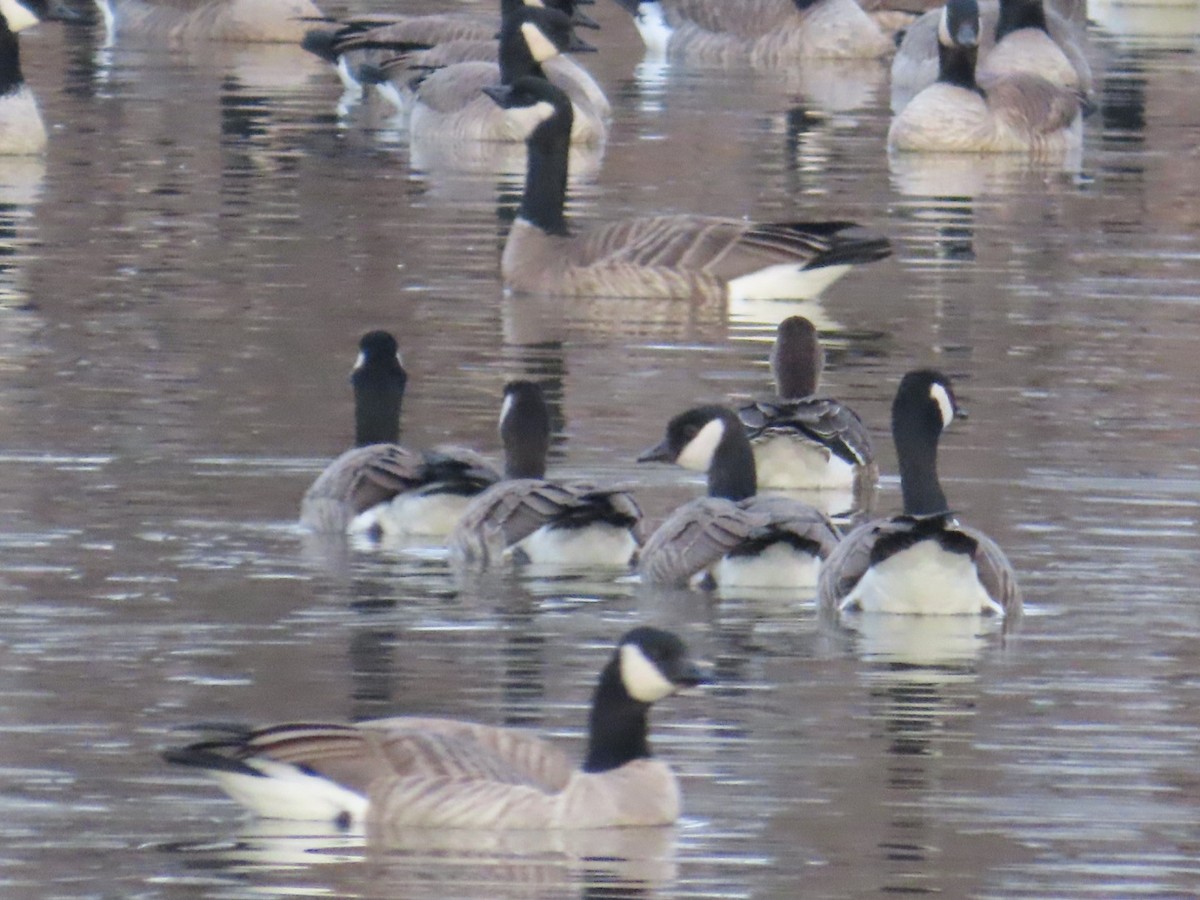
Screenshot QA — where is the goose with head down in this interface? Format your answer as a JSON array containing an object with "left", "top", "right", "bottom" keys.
[{"left": 485, "top": 75, "right": 891, "bottom": 300}]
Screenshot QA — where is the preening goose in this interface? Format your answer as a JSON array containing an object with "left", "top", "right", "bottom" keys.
[
  {"left": 888, "top": 0, "right": 1083, "bottom": 156},
  {"left": 737, "top": 316, "right": 876, "bottom": 492},
  {"left": 299, "top": 331, "right": 500, "bottom": 537},
  {"left": 891, "top": 0, "right": 1091, "bottom": 112},
  {"left": 817, "top": 370, "right": 1022, "bottom": 616},
  {"left": 96, "top": 0, "right": 323, "bottom": 42},
  {"left": 612, "top": 0, "right": 892, "bottom": 63},
  {"left": 0, "top": 0, "right": 77, "bottom": 154},
  {"left": 405, "top": 6, "right": 606, "bottom": 146},
  {"left": 637, "top": 405, "right": 841, "bottom": 590},
  {"left": 449, "top": 380, "right": 642, "bottom": 569},
  {"left": 486, "top": 76, "right": 891, "bottom": 300},
  {"left": 163, "top": 626, "right": 703, "bottom": 830}
]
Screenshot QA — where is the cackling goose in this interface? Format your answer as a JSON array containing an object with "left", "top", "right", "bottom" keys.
[
  {"left": 637, "top": 405, "right": 841, "bottom": 590},
  {"left": 163, "top": 626, "right": 704, "bottom": 830},
  {"left": 449, "top": 380, "right": 642, "bottom": 569},
  {"left": 817, "top": 369, "right": 1022, "bottom": 616},
  {"left": 299, "top": 331, "right": 500, "bottom": 538},
  {"left": 486, "top": 76, "right": 891, "bottom": 300}
]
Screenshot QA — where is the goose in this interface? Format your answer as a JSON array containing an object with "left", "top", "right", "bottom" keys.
[
  {"left": 611, "top": 0, "right": 892, "bottom": 63},
  {"left": 162, "top": 626, "right": 704, "bottom": 830},
  {"left": 404, "top": 6, "right": 607, "bottom": 146},
  {"left": 300, "top": 331, "right": 500, "bottom": 538},
  {"left": 0, "top": 0, "right": 73, "bottom": 155},
  {"left": 887, "top": 0, "right": 1083, "bottom": 156},
  {"left": 449, "top": 380, "right": 642, "bottom": 570},
  {"left": 737, "top": 316, "right": 876, "bottom": 492},
  {"left": 891, "top": 0, "right": 1091, "bottom": 113},
  {"left": 95, "top": 0, "right": 323, "bottom": 42},
  {"left": 486, "top": 76, "right": 891, "bottom": 300},
  {"left": 817, "top": 369, "right": 1022, "bottom": 616},
  {"left": 637, "top": 405, "right": 841, "bottom": 590}
]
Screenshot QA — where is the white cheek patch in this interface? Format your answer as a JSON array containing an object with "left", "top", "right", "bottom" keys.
[
  {"left": 0, "top": 0, "right": 39, "bottom": 33},
  {"left": 930, "top": 382, "right": 955, "bottom": 430},
  {"left": 352, "top": 351, "right": 365, "bottom": 373},
  {"left": 675, "top": 417, "right": 725, "bottom": 473},
  {"left": 521, "top": 22, "right": 561, "bottom": 64},
  {"left": 937, "top": 6, "right": 952, "bottom": 45},
  {"left": 522, "top": 0, "right": 546, "bottom": 6},
  {"left": 499, "top": 392, "right": 515, "bottom": 430},
  {"left": 503, "top": 100, "right": 558, "bottom": 137},
  {"left": 620, "top": 643, "right": 677, "bottom": 703}
]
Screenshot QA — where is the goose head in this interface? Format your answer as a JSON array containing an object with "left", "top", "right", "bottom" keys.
[
  {"left": 615, "top": 626, "right": 704, "bottom": 703},
  {"left": 770, "top": 316, "right": 824, "bottom": 400},
  {"left": 499, "top": 379, "right": 552, "bottom": 479},
  {"left": 638, "top": 405, "right": 757, "bottom": 502},
  {"left": 891, "top": 369, "right": 967, "bottom": 516},
  {"left": 351, "top": 330, "right": 407, "bottom": 447},
  {"left": 939, "top": 0, "right": 980, "bottom": 48},
  {"left": 501, "top": 5, "right": 596, "bottom": 70}
]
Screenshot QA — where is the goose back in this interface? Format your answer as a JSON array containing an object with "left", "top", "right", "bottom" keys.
[{"left": 102, "top": 0, "right": 323, "bottom": 42}]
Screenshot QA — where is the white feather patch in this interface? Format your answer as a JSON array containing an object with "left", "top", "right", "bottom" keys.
[
  {"left": 516, "top": 522, "right": 637, "bottom": 568},
  {"left": 212, "top": 758, "right": 369, "bottom": 824},
  {"left": 0, "top": 0, "right": 39, "bottom": 33},
  {"left": 727, "top": 263, "right": 852, "bottom": 302},
  {"left": 712, "top": 541, "right": 822, "bottom": 591},
  {"left": 930, "top": 382, "right": 955, "bottom": 430},
  {"left": 751, "top": 436, "right": 857, "bottom": 489},
  {"left": 502, "top": 99, "right": 558, "bottom": 138},
  {"left": 675, "top": 417, "right": 725, "bottom": 473},
  {"left": 632, "top": 1, "right": 672, "bottom": 57},
  {"left": 840, "top": 539, "right": 1003, "bottom": 615},
  {"left": 521, "top": 22, "right": 561, "bottom": 64},
  {"left": 620, "top": 643, "right": 676, "bottom": 703}
]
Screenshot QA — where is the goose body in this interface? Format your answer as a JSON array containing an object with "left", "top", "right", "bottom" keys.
[
  {"left": 614, "top": 0, "right": 892, "bottom": 63},
  {"left": 163, "top": 627, "right": 703, "bottom": 830},
  {"left": 0, "top": 0, "right": 60, "bottom": 155},
  {"left": 488, "top": 76, "right": 890, "bottom": 300},
  {"left": 299, "top": 331, "right": 500, "bottom": 537},
  {"left": 888, "top": 0, "right": 1083, "bottom": 156},
  {"left": 638, "top": 406, "right": 841, "bottom": 590},
  {"left": 891, "top": 0, "right": 1091, "bottom": 112},
  {"left": 449, "top": 380, "right": 642, "bottom": 569},
  {"left": 818, "top": 369, "right": 1022, "bottom": 616},
  {"left": 97, "top": 0, "right": 322, "bottom": 42},
  {"left": 736, "top": 316, "right": 876, "bottom": 492}
]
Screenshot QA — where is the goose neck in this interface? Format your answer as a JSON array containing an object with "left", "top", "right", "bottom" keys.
[
  {"left": 938, "top": 40, "right": 982, "bottom": 94},
  {"left": 519, "top": 115, "right": 571, "bottom": 237},
  {"left": 996, "top": 0, "right": 1048, "bottom": 39},
  {"left": 583, "top": 660, "right": 652, "bottom": 773},
  {"left": 893, "top": 416, "right": 949, "bottom": 516},
  {"left": 352, "top": 372, "right": 405, "bottom": 447},
  {"left": 0, "top": 22, "right": 22, "bottom": 96},
  {"left": 708, "top": 419, "right": 757, "bottom": 502}
]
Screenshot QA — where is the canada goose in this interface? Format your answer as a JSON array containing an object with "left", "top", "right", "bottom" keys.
[
  {"left": 485, "top": 76, "right": 891, "bottom": 300},
  {"left": 737, "top": 316, "right": 876, "bottom": 492},
  {"left": 163, "top": 626, "right": 704, "bottom": 830},
  {"left": 817, "top": 370, "right": 1022, "bottom": 616},
  {"left": 300, "top": 331, "right": 500, "bottom": 537},
  {"left": 406, "top": 6, "right": 606, "bottom": 146},
  {"left": 96, "top": 0, "right": 323, "bottom": 42},
  {"left": 449, "top": 380, "right": 642, "bottom": 569},
  {"left": 637, "top": 405, "right": 841, "bottom": 590},
  {"left": 888, "top": 0, "right": 1083, "bottom": 155},
  {"left": 0, "top": 0, "right": 55, "bottom": 155},
  {"left": 611, "top": 0, "right": 892, "bottom": 63},
  {"left": 890, "top": 0, "right": 1091, "bottom": 112}
]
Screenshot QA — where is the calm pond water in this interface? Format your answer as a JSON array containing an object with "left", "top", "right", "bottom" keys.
[{"left": 0, "top": 0, "right": 1198, "bottom": 896}]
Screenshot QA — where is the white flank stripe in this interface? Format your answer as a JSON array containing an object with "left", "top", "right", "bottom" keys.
[
  {"left": 727, "top": 264, "right": 852, "bottom": 302},
  {"left": 213, "top": 759, "right": 369, "bottom": 824}
]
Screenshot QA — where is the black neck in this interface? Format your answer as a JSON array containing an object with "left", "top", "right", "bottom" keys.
[
  {"left": 352, "top": 372, "right": 405, "bottom": 447},
  {"left": 582, "top": 658, "right": 652, "bottom": 773},
  {"left": 501, "top": 392, "right": 551, "bottom": 479},
  {"left": 792, "top": 0, "right": 821, "bottom": 10},
  {"left": 937, "top": 40, "right": 982, "bottom": 94},
  {"left": 504, "top": 436, "right": 548, "bottom": 479},
  {"left": 519, "top": 112, "right": 571, "bottom": 236},
  {"left": 893, "top": 414, "right": 949, "bottom": 516},
  {"left": 0, "top": 21, "right": 23, "bottom": 97},
  {"left": 996, "top": 0, "right": 1047, "bottom": 40},
  {"left": 708, "top": 419, "right": 757, "bottom": 502}
]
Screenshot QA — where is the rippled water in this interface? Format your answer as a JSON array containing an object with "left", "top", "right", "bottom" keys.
[{"left": 0, "top": 1, "right": 1198, "bottom": 896}]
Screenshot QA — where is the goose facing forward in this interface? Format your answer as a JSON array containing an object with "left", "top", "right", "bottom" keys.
[
  {"left": 637, "top": 405, "right": 841, "bottom": 590},
  {"left": 449, "top": 380, "right": 642, "bottom": 569},
  {"left": 163, "top": 626, "right": 704, "bottom": 830},
  {"left": 817, "top": 370, "right": 1022, "bottom": 616},
  {"left": 612, "top": 0, "right": 892, "bottom": 63},
  {"left": 737, "top": 316, "right": 876, "bottom": 491},
  {"left": 887, "top": 0, "right": 1083, "bottom": 155},
  {"left": 485, "top": 75, "right": 890, "bottom": 300},
  {"left": 300, "top": 331, "right": 500, "bottom": 537}
]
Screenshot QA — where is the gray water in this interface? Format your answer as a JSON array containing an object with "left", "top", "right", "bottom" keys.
[{"left": 0, "top": 1, "right": 1198, "bottom": 896}]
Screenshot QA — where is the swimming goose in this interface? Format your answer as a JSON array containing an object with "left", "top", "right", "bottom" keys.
[
  {"left": 637, "top": 405, "right": 841, "bottom": 590},
  {"left": 449, "top": 380, "right": 642, "bottom": 569},
  {"left": 737, "top": 316, "right": 876, "bottom": 492},
  {"left": 96, "top": 0, "right": 323, "bottom": 42},
  {"left": 163, "top": 626, "right": 704, "bottom": 830},
  {"left": 300, "top": 331, "right": 500, "bottom": 537},
  {"left": 891, "top": 0, "right": 1091, "bottom": 112},
  {"left": 888, "top": 0, "right": 1083, "bottom": 155},
  {"left": 0, "top": 0, "right": 73, "bottom": 154},
  {"left": 612, "top": 0, "right": 892, "bottom": 63},
  {"left": 486, "top": 76, "right": 891, "bottom": 300},
  {"left": 405, "top": 6, "right": 606, "bottom": 146},
  {"left": 817, "top": 369, "right": 1022, "bottom": 616}
]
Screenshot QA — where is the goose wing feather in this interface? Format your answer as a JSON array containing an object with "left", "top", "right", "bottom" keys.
[
  {"left": 987, "top": 74, "right": 1083, "bottom": 134},
  {"left": 639, "top": 497, "right": 768, "bottom": 585},
  {"left": 741, "top": 396, "right": 875, "bottom": 465},
  {"left": 301, "top": 444, "right": 428, "bottom": 529},
  {"left": 736, "top": 495, "right": 843, "bottom": 555}
]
